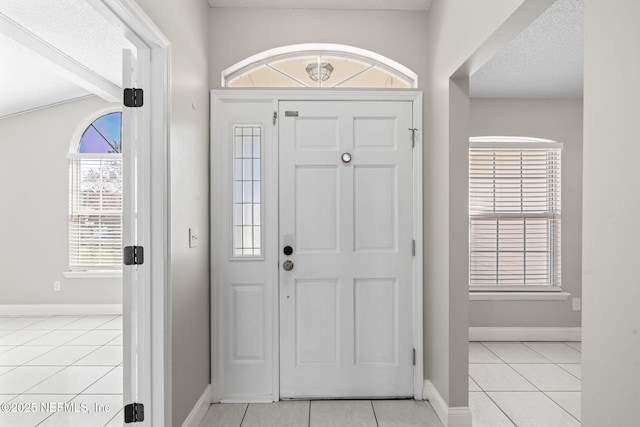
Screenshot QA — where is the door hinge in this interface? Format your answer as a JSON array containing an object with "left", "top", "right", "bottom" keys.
[
  {"left": 412, "top": 239, "right": 416, "bottom": 256},
  {"left": 124, "top": 403, "right": 144, "bottom": 423},
  {"left": 123, "top": 88, "right": 144, "bottom": 108},
  {"left": 413, "top": 348, "right": 416, "bottom": 366},
  {"left": 273, "top": 111, "right": 277, "bottom": 125},
  {"left": 409, "top": 128, "right": 418, "bottom": 148},
  {"left": 123, "top": 246, "right": 144, "bottom": 266}
]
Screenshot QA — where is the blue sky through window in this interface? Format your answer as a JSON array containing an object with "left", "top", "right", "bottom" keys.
[{"left": 79, "top": 112, "right": 122, "bottom": 154}]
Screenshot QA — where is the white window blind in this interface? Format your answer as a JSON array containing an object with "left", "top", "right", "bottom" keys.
[
  {"left": 69, "top": 155, "right": 123, "bottom": 270},
  {"left": 469, "top": 142, "right": 561, "bottom": 288}
]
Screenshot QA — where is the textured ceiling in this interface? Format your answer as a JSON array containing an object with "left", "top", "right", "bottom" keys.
[
  {"left": 0, "top": 33, "right": 90, "bottom": 118},
  {"left": 0, "top": 0, "right": 134, "bottom": 119},
  {"left": 208, "top": 0, "right": 432, "bottom": 10},
  {"left": 470, "top": 0, "right": 584, "bottom": 99},
  {"left": 0, "top": 0, "right": 133, "bottom": 87}
]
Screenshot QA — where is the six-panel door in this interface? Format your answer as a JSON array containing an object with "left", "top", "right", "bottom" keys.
[{"left": 279, "top": 101, "right": 415, "bottom": 398}]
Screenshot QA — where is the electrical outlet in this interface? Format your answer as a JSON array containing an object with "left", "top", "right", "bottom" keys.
[
  {"left": 572, "top": 297, "right": 581, "bottom": 311},
  {"left": 189, "top": 228, "right": 199, "bottom": 248},
  {"left": 53, "top": 281, "right": 61, "bottom": 292}
]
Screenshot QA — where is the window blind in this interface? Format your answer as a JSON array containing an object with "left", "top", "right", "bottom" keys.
[
  {"left": 469, "top": 144, "right": 561, "bottom": 288},
  {"left": 69, "top": 155, "right": 123, "bottom": 270}
]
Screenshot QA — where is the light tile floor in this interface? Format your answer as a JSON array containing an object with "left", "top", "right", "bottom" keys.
[
  {"left": 0, "top": 315, "right": 123, "bottom": 426},
  {"left": 201, "top": 341, "right": 581, "bottom": 427},
  {"left": 469, "top": 341, "right": 581, "bottom": 427},
  {"left": 199, "top": 399, "right": 443, "bottom": 427},
  {"left": 3, "top": 314, "right": 580, "bottom": 426}
]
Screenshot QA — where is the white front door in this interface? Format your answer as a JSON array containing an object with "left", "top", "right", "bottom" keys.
[{"left": 279, "top": 100, "right": 415, "bottom": 398}]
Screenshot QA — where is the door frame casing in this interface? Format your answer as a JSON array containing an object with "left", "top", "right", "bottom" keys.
[
  {"left": 211, "top": 89, "right": 424, "bottom": 401},
  {"left": 88, "top": 1, "right": 172, "bottom": 424}
]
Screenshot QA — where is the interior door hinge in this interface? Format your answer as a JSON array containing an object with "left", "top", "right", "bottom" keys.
[
  {"left": 273, "top": 111, "right": 277, "bottom": 125},
  {"left": 413, "top": 348, "right": 416, "bottom": 366},
  {"left": 124, "top": 403, "right": 144, "bottom": 423},
  {"left": 123, "top": 246, "right": 144, "bottom": 266},
  {"left": 412, "top": 239, "right": 416, "bottom": 256},
  {"left": 409, "top": 128, "right": 418, "bottom": 148},
  {"left": 123, "top": 88, "right": 144, "bottom": 108}
]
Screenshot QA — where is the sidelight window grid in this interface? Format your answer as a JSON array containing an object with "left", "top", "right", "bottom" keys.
[
  {"left": 469, "top": 140, "right": 561, "bottom": 289},
  {"left": 233, "top": 126, "right": 262, "bottom": 257}
]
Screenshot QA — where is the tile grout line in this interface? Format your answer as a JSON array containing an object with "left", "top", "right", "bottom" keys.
[
  {"left": 34, "top": 391, "right": 84, "bottom": 426},
  {"left": 238, "top": 403, "right": 249, "bottom": 427},
  {"left": 31, "top": 315, "right": 123, "bottom": 426},
  {"left": 9, "top": 315, "right": 123, "bottom": 420},
  {"left": 17, "top": 317, "right": 119, "bottom": 395},
  {"left": 542, "top": 390, "right": 581, "bottom": 424},
  {"left": 472, "top": 341, "right": 582, "bottom": 426},
  {"left": 521, "top": 341, "right": 581, "bottom": 364},
  {"left": 76, "top": 365, "right": 120, "bottom": 395},
  {"left": 555, "top": 363, "right": 582, "bottom": 381},
  {"left": 102, "top": 407, "right": 123, "bottom": 426},
  {"left": 481, "top": 391, "right": 518, "bottom": 427},
  {"left": 478, "top": 356, "right": 581, "bottom": 425},
  {"left": 478, "top": 341, "right": 554, "bottom": 364},
  {"left": 477, "top": 341, "right": 511, "bottom": 364},
  {"left": 469, "top": 360, "right": 538, "bottom": 393},
  {"left": 469, "top": 359, "right": 518, "bottom": 427},
  {"left": 370, "top": 400, "right": 380, "bottom": 427}
]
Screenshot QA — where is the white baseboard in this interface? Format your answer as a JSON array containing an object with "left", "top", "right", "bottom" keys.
[
  {"left": 469, "top": 327, "right": 581, "bottom": 342},
  {"left": 423, "top": 381, "right": 472, "bottom": 427},
  {"left": 182, "top": 384, "right": 212, "bottom": 427},
  {"left": 0, "top": 304, "right": 123, "bottom": 316}
]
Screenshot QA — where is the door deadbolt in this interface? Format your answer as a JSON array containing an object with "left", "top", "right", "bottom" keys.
[
  {"left": 283, "top": 260, "right": 294, "bottom": 271},
  {"left": 283, "top": 245, "right": 293, "bottom": 256}
]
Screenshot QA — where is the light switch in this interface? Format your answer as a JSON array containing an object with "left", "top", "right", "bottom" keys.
[{"left": 189, "top": 228, "right": 199, "bottom": 248}]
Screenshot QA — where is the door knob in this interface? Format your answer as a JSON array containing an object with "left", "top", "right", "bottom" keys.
[{"left": 283, "top": 260, "right": 294, "bottom": 271}]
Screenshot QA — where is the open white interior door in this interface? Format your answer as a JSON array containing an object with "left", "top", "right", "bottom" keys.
[{"left": 122, "top": 47, "right": 152, "bottom": 425}]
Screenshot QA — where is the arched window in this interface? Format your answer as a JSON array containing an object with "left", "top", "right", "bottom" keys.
[
  {"left": 222, "top": 44, "right": 417, "bottom": 89},
  {"left": 69, "top": 111, "right": 123, "bottom": 271}
]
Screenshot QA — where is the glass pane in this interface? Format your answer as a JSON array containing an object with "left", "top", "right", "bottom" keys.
[
  {"left": 469, "top": 146, "right": 561, "bottom": 288},
  {"left": 79, "top": 112, "right": 122, "bottom": 153},
  {"left": 228, "top": 65, "right": 305, "bottom": 88},
  {"left": 69, "top": 158, "right": 123, "bottom": 269},
  {"left": 337, "top": 66, "right": 411, "bottom": 88},
  {"left": 232, "top": 126, "right": 262, "bottom": 257},
  {"left": 269, "top": 56, "right": 318, "bottom": 87},
  {"left": 226, "top": 52, "right": 415, "bottom": 88}
]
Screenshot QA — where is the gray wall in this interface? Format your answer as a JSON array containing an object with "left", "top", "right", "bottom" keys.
[
  {"left": 0, "top": 96, "right": 122, "bottom": 305},
  {"left": 582, "top": 0, "right": 640, "bottom": 424},
  {"left": 425, "top": 0, "right": 526, "bottom": 407},
  {"left": 135, "top": 0, "right": 211, "bottom": 425},
  {"left": 208, "top": 1, "right": 430, "bottom": 392},
  {"left": 209, "top": 8, "right": 429, "bottom": 91},
  {"left": 469, "top": 99, "right": 583, "bottom": 328}
]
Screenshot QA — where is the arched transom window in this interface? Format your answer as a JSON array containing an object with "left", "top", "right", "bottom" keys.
[
  {"left": 223, "top": 44, "right": 417, "bottom": 89},
  {"left": 69, "top": 111, "right": 123, "bottom": 271}
]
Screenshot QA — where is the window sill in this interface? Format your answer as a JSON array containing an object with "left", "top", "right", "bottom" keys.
[
  {"left": 469, "top": 291, "right": 571, "bottom": 301},
  {"left": 63, "top": 270, "right": 122, "bottom": 279}
]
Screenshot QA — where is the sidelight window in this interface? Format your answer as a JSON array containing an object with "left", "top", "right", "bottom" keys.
[{"left": 232, "top": 126, "right": 262, "bottom": 257}]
